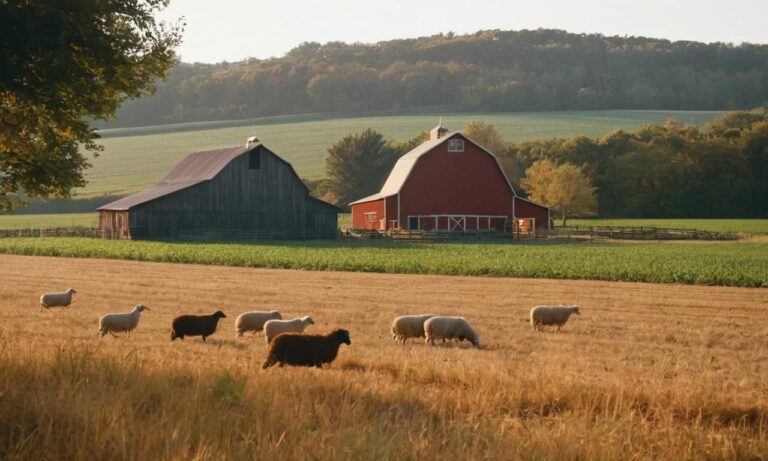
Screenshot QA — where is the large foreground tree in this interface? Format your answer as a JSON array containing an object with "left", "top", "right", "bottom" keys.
[{"left": 0, "top": 0, "right": 183, "bottom": 211}]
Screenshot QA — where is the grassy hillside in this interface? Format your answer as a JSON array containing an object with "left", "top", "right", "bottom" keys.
[
  {"left": 0, "top": 213, "right": 98, "bottom": 229},
  {"left": 80, "top": 110, "right": 724, "bottom": 199}
]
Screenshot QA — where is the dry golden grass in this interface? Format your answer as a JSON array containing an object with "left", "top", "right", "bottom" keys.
[{"left": 1, "top": 254, "right": 767, "bottom": 460}]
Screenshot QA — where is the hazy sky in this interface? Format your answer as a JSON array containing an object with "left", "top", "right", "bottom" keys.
[{"left": 159, "top": 0, "right": 768, "bottom": 63}]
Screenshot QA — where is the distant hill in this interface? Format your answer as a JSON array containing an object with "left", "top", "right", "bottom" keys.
[{"left": 107, "top": 29, "right": 768, "bottom": 128}]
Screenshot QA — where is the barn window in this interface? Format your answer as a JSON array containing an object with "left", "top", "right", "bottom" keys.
[
  {"left": 365, "top": 212, "right": 377, "bottom": 221},
  {"left": 447, "top": 139, "right": 464, "bottom": 152},
  {"left": 249, "top": 149, "right": 261, "bottom": 169}
]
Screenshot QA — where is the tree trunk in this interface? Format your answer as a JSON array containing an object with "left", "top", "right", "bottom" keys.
[{"left": 561, "top": 207, "right": 567, "bottom": 227}]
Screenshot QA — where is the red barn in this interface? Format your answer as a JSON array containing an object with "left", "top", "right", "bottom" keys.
[{"left": 349, "top": 123, "right": 551, "bottom": 236}]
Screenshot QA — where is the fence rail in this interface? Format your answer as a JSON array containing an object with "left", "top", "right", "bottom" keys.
[
  {"left": 0, "top": 225, "right": 739, "bottom": 242},
  {"left": 0, "top": 226, "right": 102, "bottom": 238},
  {"left": 551, "top": 226, "right": 737, "bottom": 241}
]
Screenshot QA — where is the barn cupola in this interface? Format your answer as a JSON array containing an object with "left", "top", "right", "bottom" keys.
[
  {"left": 245, "top": 135, "right": 260, "bottom": 148},
  {"left": 429, "top": 119, "right": 449, "bottom": 141}
]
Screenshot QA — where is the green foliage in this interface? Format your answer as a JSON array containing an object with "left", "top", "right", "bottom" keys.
[
  {"left": 0, "top": 237, "right": 765, "bottom": 287},
  {"left": 521, "top": 160, "right": 597, "bottom": 225},
  {"left": 108, "top": 30, "right": 768, "bottom": 127},
  {"left": 325, "top": 129, "right": 399, "bottom": 208},
  {"left": 510, "top": 109, "right": 768, "bottom": 218},
  {"left": 0, "top": 0, "right": 182, "bottom": 211}
]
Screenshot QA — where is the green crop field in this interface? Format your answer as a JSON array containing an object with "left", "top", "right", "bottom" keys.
[
  {"left": 568, "top": 219, "right": 768, "bottom": 235},
  {"left": 0, "top": 237, "right": 764, "bottom": 287},
  {"left": 80, "top": 110, "right": 724, "bottom": 199}
]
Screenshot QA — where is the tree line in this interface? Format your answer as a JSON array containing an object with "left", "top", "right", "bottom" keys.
[
  {"left": 319, "top": 109, "right": 768, "bottom": 219},
  {"left": 110, "top": 29, "right": 768, "bottom": 127}
]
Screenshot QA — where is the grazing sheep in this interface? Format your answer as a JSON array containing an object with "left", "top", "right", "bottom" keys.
[
  {"left": 262, "top": 329, "right": 351, "bottom": 369},
  {"left": 530, "top": 305, "right": 580, "bottom": 331},
  {"left": 40, "top": 288, "right": 76, "bottom": 311},
  {"left": 99, "top": 304, "right": 149, "bottom": 338},
  {"left": 391, "top": 314, "right": 435, "bottom": 344},
  {"left": 424, "top": 316, "right": 480, "bottom": 348},
  {"left": 264, "top": 316, "right": 315, "bottom": 344},
  {"left": 171, "top": 310, "right": 227, "bottom": 342},
  {"left": 235, "top": 310, "right": 282, "bottom": 339}
]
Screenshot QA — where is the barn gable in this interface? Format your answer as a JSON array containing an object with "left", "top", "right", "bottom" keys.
[{"left": 99, "top": 140, "right": 339, "bottom": 240}]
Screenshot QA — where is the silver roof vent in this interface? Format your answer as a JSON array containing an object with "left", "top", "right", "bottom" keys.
[{"left": 245, "top": 136, "right": 259, "bottom": 147}]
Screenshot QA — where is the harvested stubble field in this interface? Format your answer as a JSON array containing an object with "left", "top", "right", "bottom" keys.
[{"left": 1, "top": 254, "right": 767, "bottom": 460}]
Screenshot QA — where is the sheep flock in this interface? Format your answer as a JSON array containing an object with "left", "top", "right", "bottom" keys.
[{"left": 35, "top": 286, "right": 581, "bottom": 370}]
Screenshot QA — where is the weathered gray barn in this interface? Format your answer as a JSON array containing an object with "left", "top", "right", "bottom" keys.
[{"left": 98, "top": 138, "right": 339, "bottom": 240}]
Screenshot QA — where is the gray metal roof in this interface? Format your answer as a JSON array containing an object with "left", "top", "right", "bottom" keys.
[{"left": 98, "top": 145, "right": 251, "bottom": 211}]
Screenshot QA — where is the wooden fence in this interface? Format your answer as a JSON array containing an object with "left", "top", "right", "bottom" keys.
[
  {"left": 0, "top": 226, "right": 102, "bottom": 238},
  {"left": 550, "top": 226, "right": 737, "bottom": 241}
]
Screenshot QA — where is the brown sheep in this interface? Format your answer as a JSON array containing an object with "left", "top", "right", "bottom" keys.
[
  {"left": 262, "top": 329, "right": 351, "bottom": 369},
  {"left": 171, "top": 310, "right": 226, "bottom": 342}
]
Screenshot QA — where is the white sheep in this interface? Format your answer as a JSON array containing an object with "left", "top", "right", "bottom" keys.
[
  {"left": 40, "top": 288, "right": 77, "bottom": 311},
  {"left": 530, "top": 305, "right": 580, "bottom": 331},
  {"left": 263, "top": 316, "right": 315, "bottom": 344},
  {"left": 235, "top": 310, "right": 282, "bottom": 339},
  {"left": 99, "top": 304, "right": 150, "bottom": 338},
  {"left": 391, "top": 314, "right": 435, "bottom": 345},
  {"left": 424, "top": 316, "right": 480, "bottom": 348}
]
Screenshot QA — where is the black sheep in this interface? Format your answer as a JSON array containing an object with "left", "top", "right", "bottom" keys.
[
  {"left": 262, "top": 329, "right": 351, "bottom": 369},
  {"left": 171, "top": 310, "right": 226, "bottom": 342}
]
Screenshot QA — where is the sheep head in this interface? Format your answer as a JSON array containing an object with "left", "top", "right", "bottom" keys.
[
  {"left": 213, "top": 310, "right": 227, "bottom": 319},
  {"left": 136, "top": 304, "right": 150, "bottom": 312},
  {"left": 333, "top": 329, "right": 351, "bottom": 345},
  {"left": 303, "top": 316, "right": 315, "bottom": 325},
  {"left": 67, "top": 288, "right": 77, "bottom": 294}
]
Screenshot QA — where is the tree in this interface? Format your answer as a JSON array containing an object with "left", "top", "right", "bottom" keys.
[
  {"left": 465, "top": 121, "right": 507, "bottom": 155},
  {"left": 325, "top": 129, "right": 399, "bottom": 209},
  {"left": 521, "top": 160, "right": 597, "bottom": 225},
  {"left": 0, "top": 1, "right": 183, "bottom": 211}
]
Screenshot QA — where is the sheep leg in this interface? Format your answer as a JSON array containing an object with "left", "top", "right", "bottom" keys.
[{"left": 202, "top": 336, "right": 207, "bottom": 342}]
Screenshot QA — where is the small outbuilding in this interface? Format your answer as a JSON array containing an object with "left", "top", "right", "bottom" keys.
[
  {"left": 99, "top": 137, "right": 340, "bottom": 240},
  {"left": 349, "top": 123, "right": 551, "bottom": 235}
]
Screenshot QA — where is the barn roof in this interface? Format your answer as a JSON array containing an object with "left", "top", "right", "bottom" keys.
[
  {"left": 98, "top": 146, "right": 248, "bottom": 211},
  {"left": 99, "top": 143, "right": 341, "bottom": 212},
  {"left": 349, "top": 132, "right": 517, "bottom": 205}
]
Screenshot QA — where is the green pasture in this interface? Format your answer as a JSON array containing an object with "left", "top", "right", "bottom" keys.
[
  {"left": 0, "top": 237, "right": 764, "bottom": 288},
  {"left": 0, "top": 213, "right": 98, "bottom": 229},
  {"left": 568, "top": 219, "right": 768, "bottom": 235},
  {"left": 81, "top": 110, "right": 724, "bottom": 199}
]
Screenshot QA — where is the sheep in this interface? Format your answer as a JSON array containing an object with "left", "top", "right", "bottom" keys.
[
  {"left": 391, "top": 314, "right": 435, "bottom": 345},
  {"left": 530, "top": 305, "right": 580, "bottom": 331},
  {"left": 262, "top": 329, "right": 351, "bottom": 369},
  {"left": 424, "top": 316, "right": 480, "bottom": 348},
  {"left": 171, "top": 310, "right": 227, "bottom": 342},
  {"left": 99, "top": 304, "right": 149, "bottom": 338},
  {"left": 39, "top": 288, "right": 76, "bottom": 311},
  {"left": 263, "top": 316, "right": 315, "bottom": 344},
  {"left": 235, "top": 310, "right": 282, "bottom": 339}
]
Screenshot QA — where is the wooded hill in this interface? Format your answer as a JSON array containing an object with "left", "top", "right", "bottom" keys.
[{"left": 111, "top": 29, "right": 768, "bottom": 127}]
